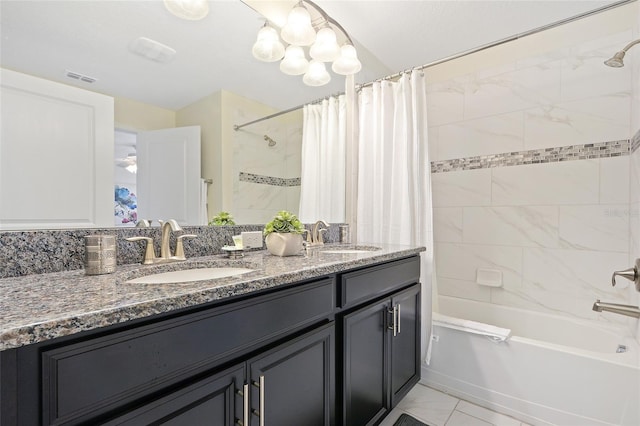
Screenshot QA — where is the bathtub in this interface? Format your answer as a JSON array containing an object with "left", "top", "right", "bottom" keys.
[{"left": 422, "top": 296, "right": 640, "bottom": 426}]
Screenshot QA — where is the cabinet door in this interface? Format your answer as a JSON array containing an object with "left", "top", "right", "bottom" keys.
[
  {"left": 342, "top": 299, "right": 389, "bottom": 426},
  {"left": 248, "top": 323, "right": 334, "bottom": 426},
  {"left": 390, "top": 283, "right": 421, "bottom": 407},
  {"left": 104, "top": 365, "right": 245, "bottom": 425}
]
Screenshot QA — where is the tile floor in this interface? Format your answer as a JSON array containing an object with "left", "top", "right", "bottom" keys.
[{"left": 379, "top": 384, "right": 532, "bottom": 426}]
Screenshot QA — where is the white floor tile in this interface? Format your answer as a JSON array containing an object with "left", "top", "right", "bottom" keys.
[
  {"left": 456, "top": 401, "right": 521, "bottom": 426},
  {"left": 397, "top": 384, "right": 459, "bottom": 426},
  {"left": 446, "top": 411, "right": 493, "bottom": 426}
]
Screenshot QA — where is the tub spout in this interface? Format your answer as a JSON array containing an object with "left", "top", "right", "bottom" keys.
[{"left": 592, "top": 300, "right": 640, "bottom": 318}]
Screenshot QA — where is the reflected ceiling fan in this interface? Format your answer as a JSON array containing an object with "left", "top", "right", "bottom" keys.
[{"left": 115, "top": 153, "right": 137, "bottom": 173}]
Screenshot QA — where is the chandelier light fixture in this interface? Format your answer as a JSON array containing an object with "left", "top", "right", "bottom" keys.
[
  {"left": 251, "top": 0, "right": 362, "bottom": 86},
  {"left": 163, "top": 0, "right": 209, "bottom": 21}
]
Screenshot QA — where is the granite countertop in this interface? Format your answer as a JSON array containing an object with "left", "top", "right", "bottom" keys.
[{"left": 0, "top": 243, "right": 424, "bottom": 351}]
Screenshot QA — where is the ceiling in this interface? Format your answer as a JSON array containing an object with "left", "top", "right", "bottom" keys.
[{"left": 0, "top": 0, "right": 623, "bottom": 112}]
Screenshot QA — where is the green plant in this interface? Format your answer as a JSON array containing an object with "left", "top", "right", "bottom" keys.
[
  {"left": 263, "top": 210, "right": 304, "bottom": 236},
  {"left": 209, "top": 211, "right": 236, "bottom": 226}
]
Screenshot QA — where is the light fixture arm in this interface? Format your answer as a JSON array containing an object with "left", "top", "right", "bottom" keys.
[{"left": 302, "top": 0, "right": 355, "bottom": 45}]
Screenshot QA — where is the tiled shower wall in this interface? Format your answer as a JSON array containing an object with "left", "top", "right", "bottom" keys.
[
  {"left": 630, "top": 6, "right": 640, "bottom": 343},
  {"left": 232, "top": 108, "right": 302, "bottom": 224},
  {"left": 428, "top": 6, "right": 637, "bottom": 332}
]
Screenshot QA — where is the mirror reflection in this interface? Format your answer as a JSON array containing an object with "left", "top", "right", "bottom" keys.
[{"left": 0, "top": 0, "right": 348, "bottom": 229}]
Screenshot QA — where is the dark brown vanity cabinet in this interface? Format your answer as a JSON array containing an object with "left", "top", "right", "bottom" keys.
[
  {"left": 0, "top": 255, "right": 421, "bottom": 426},
  {"left": 340, "top": 257, "right": 421, "bottom": 426},
  {"left": 106, "top": 323, "right": 334, "bottom": 426}
]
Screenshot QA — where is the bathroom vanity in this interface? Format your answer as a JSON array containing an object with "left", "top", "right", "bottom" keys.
[{"left": 0, "top": 244, "right": 424, "bottom": 425}]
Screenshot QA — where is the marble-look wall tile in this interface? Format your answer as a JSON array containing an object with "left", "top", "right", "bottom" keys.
[
  {"left": 432, "top": 169, "right": 492, "bottom": 207},
  {"left": 630, "top": 148, "right": 640, "bottom": 203},
  {"left": 234, "top": 181, "right": 286, "bottom": 211},
  {"left": 436, "top": 242, "right": 523, "bottom": 289},
  {"left": 437, "top": 276, "right": 491, "bottom": 303},
  {"left": 428, "top": 127, "right": 439, "bottom": 160},
  {"left": 491, "top": 160, "right": 600, "bottom": 206},
  {"left": 464, "top": 62, "right": 562, "bottom": 120},
  {"left": 433, "top": 207, "right": 463, "bottom": 243},
  {"left": 463, "top": 206, "right": 559, "bottom": 248},
  {"left": 561, "top": 30, "right": 634, "bottom": 102},
  {"left": 426, "top": 79, "right": 465, "bottom": 126},
  {"left": 523, "top": 94, "right": 631, "bottom": 150},
  {"left": 558, "top": 204, "right": 629, "bottom": 252},
  {"left": 600, "top": 156, "right": 630, "bottom": 204},
  {"left": 436, "top": 112, "right": 524, "bottom": 160}
]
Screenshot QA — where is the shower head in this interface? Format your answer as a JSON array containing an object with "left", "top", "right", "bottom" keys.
[
  {"left": 604, "top": 39, "right": 640, "bottom": 68},
  {"left": 604, "top": 51, "right": 625, "bottom": 68},
  {"left": 263, "top": 135, "right": 276, "bottom": 147}
]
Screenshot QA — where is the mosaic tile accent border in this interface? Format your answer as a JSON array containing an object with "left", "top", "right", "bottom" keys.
[
  {"left": 632, "top": 129, "right": 640, "bottom": 154},
  {"left": 431, "top": 139, "right": 630, "bottom": 174},
  {"left": 239, "top": 172, "right": 301, "bottom": 187}
]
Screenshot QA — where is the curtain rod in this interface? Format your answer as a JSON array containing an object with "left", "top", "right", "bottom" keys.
[
  {"left": 233, "top": 92, "right": 344, "bottom": 131},
  {"left": 233, "top": 0, "right": 635, "bottom": 131}
]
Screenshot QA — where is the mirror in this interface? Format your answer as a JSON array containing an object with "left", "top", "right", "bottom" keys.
[{"left": 0, "top": 0, "right": 355, "bottom": 228}]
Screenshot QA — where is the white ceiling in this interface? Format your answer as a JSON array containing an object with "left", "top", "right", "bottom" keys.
[{"left": 0, "top": 0, "right": 622, "bottom": 112}]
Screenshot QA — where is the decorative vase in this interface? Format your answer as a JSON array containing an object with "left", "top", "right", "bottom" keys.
[{"left": 265, "top": 232, "right": 303, "bottom": 257}]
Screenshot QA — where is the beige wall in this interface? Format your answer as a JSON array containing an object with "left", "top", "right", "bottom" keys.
[{"left": 114, "top": 96, "right": 175, "bottom": 131}]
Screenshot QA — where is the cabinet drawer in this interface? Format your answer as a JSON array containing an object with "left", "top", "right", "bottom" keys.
[
  {"left": 339, "top": 257, "right": 419, "bottom": 308},
  {"left": 42, "top": 278, "right": 335, "bottom": 425}
]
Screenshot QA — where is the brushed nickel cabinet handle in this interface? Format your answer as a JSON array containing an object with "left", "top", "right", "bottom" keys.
[
  {"left": 235, "top": 384, "right": 249, "bottom": 426},
  {"left": 397, "top": 304, "right": 401, "bottom": 335},
  {"left": 252, "top": 376, "right": 265, "bottom": 426}
]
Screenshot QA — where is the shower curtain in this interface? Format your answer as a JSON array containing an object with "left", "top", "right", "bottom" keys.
[
  {"left": 298, "top": 95, "right": 346, "bottom": 223},
  {"left": 356, "top": 70, "right": 436, "bottom": 364}
]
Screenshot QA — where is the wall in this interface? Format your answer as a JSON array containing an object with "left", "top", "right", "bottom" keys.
[
  {"left": 428, "top": 3, "right": 637, "bottom": 331},
  {"left": 630, "top": 4, "right": 640, "bottom": 343},
  {"left": 114, "top": 96, "right": 175, "bottom": 131},
  {"left": 178, "top": 90, "right": 302, "bottom": 225}
]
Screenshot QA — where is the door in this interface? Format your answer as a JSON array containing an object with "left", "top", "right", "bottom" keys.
[
  {"left": 105, "top": 364, "right": 245, "bottom": 425},
  {"left": 342, "top": 299, "right": 389, "bottom": 426},
  {"left": 390, "top": 283, "right": 421, "bottom": 406},
  {"left": 137, "top": 126, "right": 203, "bottom": 225},
  {"left": 248, "top": 323, "right": 335, "bottom": 426}
]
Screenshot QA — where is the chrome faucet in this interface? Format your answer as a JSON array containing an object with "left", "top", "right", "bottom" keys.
[{"left": 592, "top": 300, "right": 640, "bottom": 319}]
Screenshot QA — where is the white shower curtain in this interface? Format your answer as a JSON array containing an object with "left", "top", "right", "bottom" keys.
[
  {"left": 298, "top": 95, "right": 346, "bottom": 223},
  {"left": 356, "top": 70, "right": 436, "bottom": 364}
]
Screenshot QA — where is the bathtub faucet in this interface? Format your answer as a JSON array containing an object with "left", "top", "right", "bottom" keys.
[{"left": 592, "top": 300, "right": 640, "bottom": 319}]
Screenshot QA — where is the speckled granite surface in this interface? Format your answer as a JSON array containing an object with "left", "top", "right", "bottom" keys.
[
  {"left": 0, "top": 224, "right": 342, "bottom": 278},
  {"left": 0, "top": 243, "right": 424, "bottom": 351}
]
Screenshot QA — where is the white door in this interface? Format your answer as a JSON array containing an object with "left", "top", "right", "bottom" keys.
[{"left": 137, "top": 126, "right": 203, "bottom": 226}]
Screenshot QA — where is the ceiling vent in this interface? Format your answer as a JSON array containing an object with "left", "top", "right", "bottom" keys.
[
  {"left": 129, "top": 37, "right": 176, "bottom": 63},
  {"left": 65, "top": 70, "right": 97, "bottom": 83}
]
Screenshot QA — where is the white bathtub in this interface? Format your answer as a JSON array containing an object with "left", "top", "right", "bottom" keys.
[{"left": 422, "top": 296, "right": 640, "bottom": 426}]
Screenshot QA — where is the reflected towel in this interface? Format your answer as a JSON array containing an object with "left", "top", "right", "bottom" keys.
[{"left": 433, "top": 313, "right": 512, "bottom": 342}]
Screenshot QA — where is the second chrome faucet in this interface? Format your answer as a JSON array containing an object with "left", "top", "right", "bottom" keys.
[{"left": 126, "top": 219, "right": 197, "bottom": 264}]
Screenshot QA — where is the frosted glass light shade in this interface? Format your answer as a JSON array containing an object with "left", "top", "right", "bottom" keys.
[
  {"left": 303, "top": 60, "right": 331, "bottom": 86},
  {"left": 252, "top": 25, "right": 285, "bottom": 62},
  {"left": 281, "top": 6, "right": 316, "bottom": 46},
  {"left": 163, "top": 0, "right": 209, "bottom": 20},
  {"left": 332, "top": 44, "right": 362, "bottom": 75},
  {"left": 280, "top": 45, "right": 309, "bottom": 75},
  {"left": 309, "top": 28, "right": 340, "bottom": 62}
]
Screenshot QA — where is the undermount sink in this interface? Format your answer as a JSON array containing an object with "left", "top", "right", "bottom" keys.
[
  {"left": 319, "top": 245, "right": 381, "bottom": 254},
  {"left": 126, "top": 267, "right": 254, "bottom": 284}
]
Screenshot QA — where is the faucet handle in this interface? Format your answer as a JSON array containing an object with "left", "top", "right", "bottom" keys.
[
  {"left": 302, "top": 229, "right": 312, "bottom": 243},
  {"left": 175, "top": 234, "right": 197, "bottom": 260},
  {"left": 125, "top": 237, "right": 156, "bottom": 265},
  {"left": 611, "top": 258, "right": 640, "bottom": 292}
]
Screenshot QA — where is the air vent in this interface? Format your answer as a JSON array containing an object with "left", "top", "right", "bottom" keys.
[
  {"left": 129, "top": 37, "right": 176, "bottom": 63},
  {"left": 65, "top": 70, "right": 98, "bottom": 84}
]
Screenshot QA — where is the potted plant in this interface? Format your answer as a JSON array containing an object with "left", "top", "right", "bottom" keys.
[
  {"left": 209, "top": 211, "right": 236, "bottom": 226},
  {"left": 263, "top": 210, "right": 304, "bottom": 256}
]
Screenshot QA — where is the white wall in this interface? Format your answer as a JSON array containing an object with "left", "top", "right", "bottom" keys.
[
  {"left": 630, "top": 3, "right": 640, "bottom": 343},
  {"left": 428, "top": 3, "right": 637, "bottom": 332}
]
